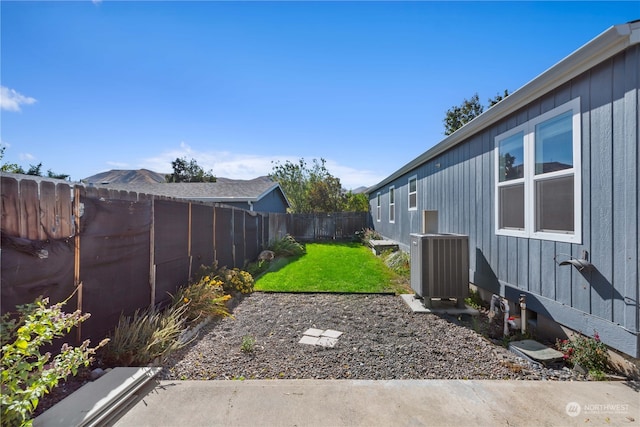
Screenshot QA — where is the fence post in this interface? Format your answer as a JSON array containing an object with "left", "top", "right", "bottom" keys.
[
  {"left": 149, "top": 196, "right": 156, "bottom": 307},
  {"left": 73, "top": 185, "right": 82, "bottom": 342}
]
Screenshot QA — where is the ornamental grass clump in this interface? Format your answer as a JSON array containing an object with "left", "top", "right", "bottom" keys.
[
  {"left": 267, "top": 234, "right": 306, "bottom": 257},
  {"left": 556, "top": 330, "right": 610, "bottom": 379},
  {"left": 101, "top": 304, "right": 188, "bottom": 367},
  {"left": 171, "top": 275, "right": 232, "bottom": 324},
  {"left": 1, "top": 295, "right": 108, "bottom": 427}
]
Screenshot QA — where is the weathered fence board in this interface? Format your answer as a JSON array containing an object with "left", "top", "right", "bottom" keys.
[{"left": 1, "top": 177, "right": 20, "bottom": 236}]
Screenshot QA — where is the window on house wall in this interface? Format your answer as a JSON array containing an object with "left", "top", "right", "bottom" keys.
[
  {"left": 408, "top": 176, "right": 417, "bottom": 210},
  {"left": 389, "top": 186, "right": 395, "bottom": 223},
  {"left": 376, "top": 192, "right": 381, "bottom": 222},
  {"left": 494, "top": 98, "right": 581, "bottom": 243}
]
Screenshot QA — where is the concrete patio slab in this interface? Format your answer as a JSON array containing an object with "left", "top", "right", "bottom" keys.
[
  {"left": 112, "top": 379, "right": 639, "bottom": 427},
  {"left": 400, "top": 294, "right": 479, "bottom": 315}
]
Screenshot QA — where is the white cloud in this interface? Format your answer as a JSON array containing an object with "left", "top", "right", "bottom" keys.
[
  {"left": 0, "top": 86, "right": 37, "bottom": 112},
  {"left": 19, "top": 153, "right": 36, "bottom": 162},
  {"left": 106, "top": 161, "right": 130, "bottom": 169},
  {"left": 140, "top": 142, "right": 379, "bottom": 190}
]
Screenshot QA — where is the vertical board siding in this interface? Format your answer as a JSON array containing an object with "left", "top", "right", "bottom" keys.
[
  {"left": 618, "top": 45, "right": 639, "bottom": 332},
  {"left": 589, "top": 60, "right": 614, "bottom": 322}
]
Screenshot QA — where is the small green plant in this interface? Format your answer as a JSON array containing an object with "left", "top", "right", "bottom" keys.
[
  {"left": 241, "top": 335, "right": 256, "bottom": 353},
  {"left": 267, "top": 234, "right": 306, "bottom": 257},
  {"left": 171, "top": 275, "right": 231, "bottom": 324},
  {"left": 1, "top": 294, "right": 108, "bottom": 427},
  {"left": 556, "top": 330, "right": 610, "bottom": 379},
  {"left": 464, "top": 289, "right": 486, "bottom": 310},
  {"left": 101, "top": 304, "right": 188, "bottom": 367}
]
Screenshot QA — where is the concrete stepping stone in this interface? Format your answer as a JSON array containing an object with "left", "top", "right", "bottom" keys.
[
  {"left": 303, "top": 328, "right": 324, "bottom": 337},
  {"left": 299, "top": 328, "right": 343, "bottom": 347}
]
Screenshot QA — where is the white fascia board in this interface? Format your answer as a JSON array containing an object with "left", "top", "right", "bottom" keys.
[{"left": 366, "top": 21, "right": 640, "bottom": 194}]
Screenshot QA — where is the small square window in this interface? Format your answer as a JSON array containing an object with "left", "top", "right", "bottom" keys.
[
  {"left": 408, "top": 176, "right": 417, "bottom": 210},
  {"left": 499, "top": 184, "right": 525, "bottom": 230},
  {"left": 389, "top": 187, "right": 395, "bottom": 223},
  {"left": 535, "top": 175, "right": 574, "bottom": 233}
]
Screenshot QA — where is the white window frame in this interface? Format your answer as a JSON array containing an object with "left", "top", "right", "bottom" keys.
[
  {"left": 494, "top": 97, "right": 581, "bottom": 244},
  {"left": 376, "top": 192, "right": 381, "bottom": 222},
  {"left": 408, "top": 175, "right": 418, "bottom": 211},
  {"left": 388, "top": 186, "right": 395, "bottom": 223}
]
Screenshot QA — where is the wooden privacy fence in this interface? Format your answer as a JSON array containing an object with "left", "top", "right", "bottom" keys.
[
  {"left": 268, "top": 211, "right": 370, "bottom": 242},
  {"left": 1, "top": 175, "right": 267, "bottom": 343},
  {"left": 1, "top": 174, "right": 370, "bottom": 343}
]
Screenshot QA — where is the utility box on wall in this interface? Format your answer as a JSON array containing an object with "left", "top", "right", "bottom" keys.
[{"left": 410, "top": 233, "right": 469, "bottom": 308}]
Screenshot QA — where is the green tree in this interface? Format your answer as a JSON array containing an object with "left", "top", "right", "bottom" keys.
[
  {"left": 269, "top": 159, "right": 309, "bottom": 213},
  {"left": 488, "top": 89, "right": 510, "bottom": 107},
  {"left": 0, "top": 147, "right": 69, "bottom": 179},
  {"left": 342, "top": 191, "right": 370, "bottom": 212},
  {"left": 165, "top": 157, "right": 216, "bottom": 183},
  {"left": 443, "top": 90, "right": 510, "bottom": 135},
  {"left": 47, "top": 170, "right": 70, "bottom": 180},
  {"left": 26, "top": 163, "right": 43, "bottom": 176},
  {"left": 270, "top": 158, "right": 356, "bottom": 213},
  {"left": 443, "top": 93, "right": 484, "bottom": 136}
]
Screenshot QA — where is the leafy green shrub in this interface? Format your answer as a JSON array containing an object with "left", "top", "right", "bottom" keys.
[
  {"left": 556, "top": 330, "right": 610, "bottom": 378},
  {"left": 218, "top": 267, "right": 255, "bottom": 294},
  {"left": 101, "top": 304, "right": 188, "bottom": 367},
  {"left": 171, "top": 275, "right": 231, "bottom": 323},
  {"left": 267, "top": 234, "right": 305, "bottom": 257},
  {"left": 381, "top": 250, "right": 410, "bottom": 277},
  {"left": 1, "top": 295, "right": 108, "bottom": 427}
]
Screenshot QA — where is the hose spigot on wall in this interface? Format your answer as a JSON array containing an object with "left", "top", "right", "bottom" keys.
[{"left": 554, "top": 250, "right": 592, "bottom": 271}]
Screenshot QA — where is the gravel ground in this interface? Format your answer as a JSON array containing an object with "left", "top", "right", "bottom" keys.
[{"left": 161, "top": 292, "right": 584, "bottom": 381}]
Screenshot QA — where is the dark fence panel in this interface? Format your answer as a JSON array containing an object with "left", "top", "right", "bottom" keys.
[
  {"left": 244, "top": 212, "right": 259, "bottom": 264},
  {"left": 233, "top": 210, "right": 245, "bottom": 268},
  {"left": 79, "top": 195, "right": 152, "bottom": 341},
  {"left": 154, "top": 200, "right": 189, "bottom": 264},
  {"left": 190, "top": 203, "right": 214, "bottom": 271},
  {"left": 214, "top": 207, "right": 234, "bottom": 268}
]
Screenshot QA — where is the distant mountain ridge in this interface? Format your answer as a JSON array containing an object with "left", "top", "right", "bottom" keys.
[{"left": 84, "top": 169, "right": 167, "bottom": 184}]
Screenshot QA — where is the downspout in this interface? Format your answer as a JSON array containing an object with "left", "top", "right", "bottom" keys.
[{"left": 248, "top": 201, "right": 254, "bottom": 212}]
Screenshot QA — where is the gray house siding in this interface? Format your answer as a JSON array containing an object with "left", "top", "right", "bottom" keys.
[
  {"left": 368, "top": 40, "right": 639, "bottom": 357},
  {"left": 253, "top": 189, "right": 289, "bottom": 213}
]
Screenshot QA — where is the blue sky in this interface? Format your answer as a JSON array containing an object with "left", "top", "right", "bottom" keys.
[{"left": 1, "top": 1, "right": 638, "bottom": 189}]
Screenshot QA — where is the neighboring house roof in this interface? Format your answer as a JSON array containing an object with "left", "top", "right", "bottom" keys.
[
  {"left": 90, "top": 176, "right": 291, "bottom": 208},
  {"left": 367, "top": 20, "right": 640, "bottom": 193}
]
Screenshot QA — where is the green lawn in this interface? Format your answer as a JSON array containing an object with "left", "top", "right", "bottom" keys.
[{"left": 254, "top": 241, "right": 409, "bottom": 294}]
